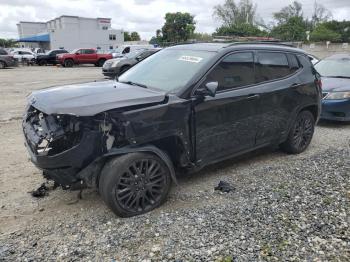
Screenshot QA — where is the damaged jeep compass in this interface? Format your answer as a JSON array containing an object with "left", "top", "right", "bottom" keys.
[{"left": 23, "top": 43, "right": 321, "bottom": 217}]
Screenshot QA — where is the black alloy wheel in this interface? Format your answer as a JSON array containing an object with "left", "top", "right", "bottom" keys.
[
  {"left": 281, "top": 110, "right": 315, "bottom": 154},
  {"left": 99, "top": 153, "right": 171, "bottom": 217}
]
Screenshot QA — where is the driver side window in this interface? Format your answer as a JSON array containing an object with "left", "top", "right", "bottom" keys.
[{"left": 206, "top": 52, "right": 255, "bottom": 91}]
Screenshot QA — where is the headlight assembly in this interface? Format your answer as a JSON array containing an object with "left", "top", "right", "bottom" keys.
[{"left": 324, "top": 91, "right": 350, "bottom": 100}]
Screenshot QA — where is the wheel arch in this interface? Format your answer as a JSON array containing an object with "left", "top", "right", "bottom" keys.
[
  {"left": 104, "top": 145, "right": 177, "bottom": 184},
  {"left": 78, "top": 144, "right": 178, "bottom": 189},
  {"left": 300, "top": 104, "right": 319, "bottom": 122}
]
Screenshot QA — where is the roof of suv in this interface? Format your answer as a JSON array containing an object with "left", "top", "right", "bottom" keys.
[{"left": 168, "top": 42, "right": 307, "bottom": 54}]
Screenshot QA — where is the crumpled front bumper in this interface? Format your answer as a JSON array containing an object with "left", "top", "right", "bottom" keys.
[{"left": 22, "top": 111, "right": 104, "bottom": 186}]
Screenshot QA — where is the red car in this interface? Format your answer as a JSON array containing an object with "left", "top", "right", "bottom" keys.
[{"left": 57, "top": 48, "right": 112, "bottom": 67}]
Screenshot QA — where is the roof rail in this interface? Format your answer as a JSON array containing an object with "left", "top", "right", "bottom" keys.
[{"left": 226, "top": 41, "right": 296, "bottom": 48}]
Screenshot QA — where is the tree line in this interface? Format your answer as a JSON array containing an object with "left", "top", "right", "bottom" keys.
[{"left": 150, "top": 0, "right": 350, "bottom": 45}]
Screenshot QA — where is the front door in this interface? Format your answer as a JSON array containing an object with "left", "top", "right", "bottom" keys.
[{"left": 194, "top": 52, "right": 261, "bottom": 163}]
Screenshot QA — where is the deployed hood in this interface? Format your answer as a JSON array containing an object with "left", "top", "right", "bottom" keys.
[
  {"left": 27, "top": 80, "right": 166, "bottom": 116},
  {"left": 321, "top": 77, "right": 350, "bottom": 92}
]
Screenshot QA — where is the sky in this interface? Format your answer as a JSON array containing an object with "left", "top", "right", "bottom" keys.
[{"left": 0, "top": 0, "right": 349, "bottom": 40}]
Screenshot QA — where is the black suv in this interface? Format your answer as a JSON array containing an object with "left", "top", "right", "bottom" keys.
[
  {"left": 23, "top": 43, "right": 321, "bottom": 217},
  {"left": 36, "top": 49, "right": 68, "bottom": 66}
]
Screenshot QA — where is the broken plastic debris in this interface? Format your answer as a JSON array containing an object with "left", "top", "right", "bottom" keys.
[
  {"left": 214, "top": 181, "right": 235, "bottom": 193},
  {"left": 31, "top": 183, "right": 49, "bottom": 198}
]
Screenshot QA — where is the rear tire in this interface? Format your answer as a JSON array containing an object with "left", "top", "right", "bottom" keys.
[
  {"left": 280, "top": 110, "right": 315, "bottom": 154},
  {"left": 0, "top": 61, "right": 5, "bottom": 69},
  {"left": 38, "top": 60, "right": 47, "bottom": 66},
  {"left": 99, "top": 153, "right": 172, "bottom": 217},
  {"left": 64, "top": 59, "right": 74, "bottom": 67}
]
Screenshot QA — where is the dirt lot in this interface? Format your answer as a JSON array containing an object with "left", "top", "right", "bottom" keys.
[{"left": 0, "top": 66, "right": 349, "bottom": 261}]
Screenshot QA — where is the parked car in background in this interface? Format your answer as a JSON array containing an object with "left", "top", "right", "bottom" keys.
[
  {"left": 23, "top": 43, "right": 321, "bottom": 217},
  {"left": 0, "top": 48, "right": 17, "bottom": 69},
  {"left": 32, "top": 48, "right": 45, "bottom": 55},
  {"left": 57, "top": 48, "right": 113, "bottom": 67},
  {"left": 315, "top": 54, "right": 350, "bottom": 122},
  {"left": 11, "top": 50, "right": 36, "bottom": 63},
  {"left": 102, "top": 48, "right": 160, "bottom": 78},
  {"left": 111, "top": 44, "right": 154, "bottom": 58},
  {"left": 36, "top": 49, "right": 68, "bottom": 66}
]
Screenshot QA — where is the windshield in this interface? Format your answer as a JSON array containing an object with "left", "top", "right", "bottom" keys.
[
  {"left": 124, "top": 49, "right": 145, "bottom": 59},
  {"left": 315, "top": 58, "right": 350, "bottom": 78},
  {"left": 118, "top": 49, "right": 215, "bottom": 92},
  {"left": 70, "top": 49, "right": 79, "bottom": 54}
]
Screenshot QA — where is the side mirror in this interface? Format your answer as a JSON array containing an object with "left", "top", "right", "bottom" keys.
[{"left": 195, "top": 82, "right": 218, "bottom": 97}]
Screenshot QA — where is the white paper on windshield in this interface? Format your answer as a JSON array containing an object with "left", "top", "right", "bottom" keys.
[{"left": 178, "top": 56, "right": 203, "bottom": 63}]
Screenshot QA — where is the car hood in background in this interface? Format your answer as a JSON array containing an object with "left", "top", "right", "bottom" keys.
[
  {"left": 321, "top": 77, "right": 350, "bottom": 92},
  {"left": 27, "top": 80, "right": 166, "bottom": 116}
]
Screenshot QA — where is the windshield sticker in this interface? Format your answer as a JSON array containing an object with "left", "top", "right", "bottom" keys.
[{"left": 178, "top": 56, "right": 203, "bottom": 63}]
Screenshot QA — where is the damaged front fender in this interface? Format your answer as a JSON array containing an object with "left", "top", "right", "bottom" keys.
[{"left": 77, "top": 145, "right": 178, "bottom": 188}]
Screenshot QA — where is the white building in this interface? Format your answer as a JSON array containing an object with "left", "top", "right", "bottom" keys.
[{"left": 17, "top": 15, "right": 124, "bottom": 51}]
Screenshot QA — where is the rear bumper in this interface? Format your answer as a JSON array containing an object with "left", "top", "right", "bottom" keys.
[{"left": 320, "top": 99, "right": 350, "bottom": 121}]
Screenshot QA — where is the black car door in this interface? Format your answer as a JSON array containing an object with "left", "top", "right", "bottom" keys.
[
  {"left": 193, "top": 52, "right": 261, "bottom": 163},
  {"left": 48, "top": 51, "right": 57, "bottom": 63},
  {"left": 253, "top": 51, "right": 300, "bottom": 145}
]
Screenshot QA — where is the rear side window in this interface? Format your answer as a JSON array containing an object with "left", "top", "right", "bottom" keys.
[
  {"left": 287, "top": 54, "right": 300, "bottom": 73},
  {"left": 206, "top": 52, "right": 255, "bottom": 91},
  {"left": 256, "top": 52, "right": 290, "bottom": 82},
  {"left": 83, "top": 49, "right": 95, "bottom": 54}
]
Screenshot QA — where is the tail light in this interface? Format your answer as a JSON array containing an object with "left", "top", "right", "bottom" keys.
[{"left": 315, "top": 79, "right": 322, "bottom": 89}]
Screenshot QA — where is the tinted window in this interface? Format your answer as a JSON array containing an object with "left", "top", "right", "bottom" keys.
[
  {"left": 83, "top": 49, "right": 95, "bottom": 54},
  {"left": 206, "top": 52, "right": 255, "bottom": 91},
  {"left": 122, "top": 47, "right": 130, "bottom": 54},
  {"left": 287, "top": 54, "right": 300, "bottom": 73},
  {"left": 256, "top": 52, "right": 290, "bottom": 82}
]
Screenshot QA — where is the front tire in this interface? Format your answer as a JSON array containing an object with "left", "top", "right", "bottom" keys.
[
  {"left": 280, "top": 110, "right": 315, "bottom": 154},
  {"left": 98, "top": 59, "right": 106, "bottom": 67},
  {"left": 64, "top": 59, "right": 74, "bottom": 67},
  {"left": 99, "top": 153, "right": 172, "bottom": 217}
]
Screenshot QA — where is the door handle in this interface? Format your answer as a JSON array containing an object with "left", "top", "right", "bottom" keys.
[
  {"left": 291, "top": 83, "right": 302, "bottom": 88},
  {"left": 247, "top": 94, "right": 260, "bottom": 100}
]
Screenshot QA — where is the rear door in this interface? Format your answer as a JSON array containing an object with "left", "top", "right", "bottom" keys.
[
  {"left": 194, "top": 52, "right": 261, "bottom": 163},
  {"left": 80, "top": 49, "right": 96, "bottom": 63},
  {"left": 254, "top": 51, "right": 302, "bottom": 145}
]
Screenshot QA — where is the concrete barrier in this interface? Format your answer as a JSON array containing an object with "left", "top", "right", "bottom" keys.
[{"left": 301, "top": 43, "right": 349, "bottom": 59}]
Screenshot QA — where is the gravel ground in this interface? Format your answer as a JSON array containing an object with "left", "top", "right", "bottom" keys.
[{"left": 0, "top": 67, "right": 349, "bottom": 261}]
